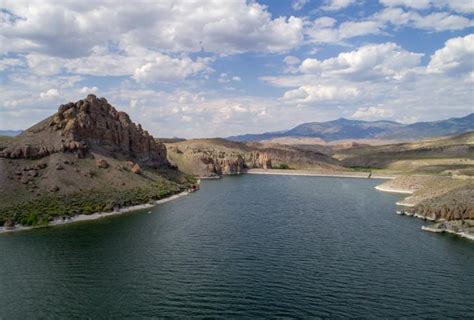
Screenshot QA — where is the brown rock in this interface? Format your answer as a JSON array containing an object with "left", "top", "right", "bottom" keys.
[
  {"left": 131, "top": 163, "right": 141, "bottom": 174},
  {"left": 0, "top": 95, "right": 169, "bottom": 167},
  {"left": 96, "top": 159, "right": 109, "bottom": 169},
  {"left": 55, "top": 163, "right": 64, "bottom": 170},
  {"left": 48, "top": 185, "right": 59, "bottom": 192}
]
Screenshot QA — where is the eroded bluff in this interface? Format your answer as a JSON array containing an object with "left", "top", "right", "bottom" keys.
[
  {"left": 0, "top": 95, "right": 168, "bottom": 167},
  {"left": 406, "top": 184, "right": 474, "bottom": 221}
]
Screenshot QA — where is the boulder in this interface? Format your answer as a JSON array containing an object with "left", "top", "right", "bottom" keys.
[
  {"left": 131, "top": 163, "right": 141, "bottom": 174},
  {"left": 96, "top": 159, "right": 109, "bottom": 169}
]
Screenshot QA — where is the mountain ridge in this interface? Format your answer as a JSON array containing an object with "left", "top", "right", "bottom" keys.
[{"left": 228, "top": 113, "right": 474, "bottom": 142}]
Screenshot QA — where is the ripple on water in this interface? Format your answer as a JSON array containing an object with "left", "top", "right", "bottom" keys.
[{"left": 0, "top": 175, "right": 473, "bottom": 318}]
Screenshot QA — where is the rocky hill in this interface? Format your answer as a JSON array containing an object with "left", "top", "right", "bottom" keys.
[
  {"left": 228, "top": 113, "right": 474, "bottom": 142},
  {"left": 333, "top": 132, "right": 474, "bottom": 176},
  {"left": 0, "top": 95, "right": 195, "bottom": 228},
  {"left": 1, "top": 94, "right": 168, "bottom": 167},
  {"left": 165, "top": 138, "right": 344, "bottom": 177}
]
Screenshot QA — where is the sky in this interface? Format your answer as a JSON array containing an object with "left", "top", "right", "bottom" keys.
[{"left": 0, "top": 0, "right": 473, "bottom": 138}]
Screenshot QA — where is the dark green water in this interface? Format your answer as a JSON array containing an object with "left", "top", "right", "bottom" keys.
[{"left": 1, "top": 175, "right": 473, "bottom": 318}]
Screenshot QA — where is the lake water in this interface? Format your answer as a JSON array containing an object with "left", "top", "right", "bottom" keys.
[{"left": 1, "top": 175, "right": 473, "bottom": 318}]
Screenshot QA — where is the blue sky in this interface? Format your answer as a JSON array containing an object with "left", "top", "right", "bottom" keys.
[{"left": 1, "top": 0, "right": 473, "bottom": 138}]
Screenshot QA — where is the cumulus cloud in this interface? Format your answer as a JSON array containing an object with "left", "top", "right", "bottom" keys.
[
  {"left": 351, "top": 105, "right": 394, "bottom": 120},
  {"left": 39, "top": 88, "right": 59, "bottom": 100},
  {"left": 80, "top": 86, "right": 98, "bottom": 94},
  {"left": 1, "top": 1, "right": 304, "bottom": 56},
  {"left": 427, "top": 34, "right": 474, "bottom": 74},
  {"left": 299, "top": 42, "right": 423, "bottom": 81},
  {"left": 22, "top": 50, "right": 212, "bottom": 82},
  {"left": 133, "top": 54, "right": 211, "bottom": 83},
  {"left": 307, "top": 6, "right": 472, "bottom": 44},
  {"left": 306, "top": 19, "right": 384, "bottom": 43},
  {"left": 282, "top": 85, "right": 360, "bottom": 103}
]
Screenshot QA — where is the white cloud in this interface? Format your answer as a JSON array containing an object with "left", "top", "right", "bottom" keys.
[
  {"left": 427, "top": 34, "right": 474, "bottom": 74},
  {"left": 351, "top": 105, "right": 394, "bottom": 120},
  {"left": 411, "top": 12, "right": 473, "bottom": 31},
  {"left": 308, "top": 6, "right": 473, "bottom": 45},
  {"left": 299, "top": 42, "right": 423, "bottom": 81},
  {"left": 284, "top": 56, "right": 301, "bottom": 66},
  {"left": 306, "top": 19, "right": 384, "bottom": 44},
  {"left": 291, "top": 0, "right": 309, "bottom": 11},
  {"left": 80, "top": 86, "right": 98, "bottom": 94},
  {"left": 39, "top": 88, "right": 59, "bottom": 100},
  {"left": 133, "top": 54, "right": 211, "bottom": 83},
  {"left": 379, "top": 0, "right": 431, "bottom": 10},
  {"left": 375, "top": 8, "right": 473, "bottom": 31},
  {"left": 321, "top": 0, "right": 357, "bottom": 11},
  {"left": 232, "top": 76, "right": 242, "bottom": 81},
  {"left": 1, "top": 1, "right": 304, "bottom": 57},
  {"left": 380, "top": 0, "right": 474, "bottom": 14},
  {"left": 282, "top": 85, "right": 360, "bottom": 103},
  {"left": 23, "top": 49, "right": 212, "bottom": 82}
]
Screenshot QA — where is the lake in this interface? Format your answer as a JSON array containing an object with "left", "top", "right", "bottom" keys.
[{"left": 1, "top": 175, "right": 473, "bottom": 318}]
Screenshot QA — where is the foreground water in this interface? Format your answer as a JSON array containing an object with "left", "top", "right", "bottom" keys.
[{"left": 1, "top": 175, "right": 473, "bottom": 318}]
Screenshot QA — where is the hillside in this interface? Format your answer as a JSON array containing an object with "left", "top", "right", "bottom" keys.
[
  {"left": 333, "top": 132, "right": 474, "bottom": 175},
  {"left": 0, "top": 95, "right": 195, "bottom": 228},
  {"left": 165, "top": 138, "right": 344, "bottom": 177},
  {"left": 228, "top": 113, "right": 474, "bottom": 142}
]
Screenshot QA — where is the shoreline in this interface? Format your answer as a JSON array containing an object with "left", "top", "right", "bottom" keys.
[
  {"left": 0, "top": 189, "right": 194, "bottom": 235},
  {"left": 376, "top": 180, "right": 474, "bottom": 241},
  {"left": 421, "top": 225, "right": 474, "bottom": 241},
  {"left": 247, "top": 169, "right": 395, "bottom": 180}
]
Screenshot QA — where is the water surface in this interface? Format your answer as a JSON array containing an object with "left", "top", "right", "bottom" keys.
[{"left": 1, "top": 175, "right": 473, "bottom": 318}]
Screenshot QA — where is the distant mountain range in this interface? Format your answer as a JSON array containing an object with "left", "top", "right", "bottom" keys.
[
  {"left": 0, "top": 130, "right": 22, "bottom": 137},
  {"left": 228, "top": 113, "right": 474, "bottom": 142}
]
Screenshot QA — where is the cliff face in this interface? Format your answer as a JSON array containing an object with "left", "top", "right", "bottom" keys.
[
  {"left": 168, "top": 145, "right": 272, "bottom": 177},
  {"left": 165, "top": 138, "right": 344, "bottom": 177},
  {"left": 0, "top": 95, "right": 168, "bottom": 167},
  {"left": 406, "top": 184, "right": 474, "bottom": 221},
  {"left": 198, "top": 151, "right": 271, "bottom": 176}
]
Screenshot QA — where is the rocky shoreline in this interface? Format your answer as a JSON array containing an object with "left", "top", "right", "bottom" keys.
[{"left": 376, "top": 176, "right": 474, "bottom": 241}]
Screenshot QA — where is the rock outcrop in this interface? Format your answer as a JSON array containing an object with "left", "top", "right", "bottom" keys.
[
  {"left": 0, "top": 95, "right": 168, "bottom": 167},
  {"left": 166, "top": 138, "right": 344, "bottom": 177},
  {"left": 405, "top": 184, "right": 474, "bottom": 221}
]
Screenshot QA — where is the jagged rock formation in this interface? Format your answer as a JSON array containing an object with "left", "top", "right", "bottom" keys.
[
  {"left": 196, "top": 151, "right": 271, "bottom": 176},
  {"left": 0, "top": 95, "right": 168, "bottom": 167},
  {"left": 0, "top": 95, "right": 195, "bottom": 229},
  {"left": 165, "top": 138, "right": 343, "bottom": 177}
]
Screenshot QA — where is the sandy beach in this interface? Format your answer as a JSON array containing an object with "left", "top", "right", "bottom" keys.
[
  {"left": 0, "top": 190, "right": 192, "bottom": 235},
  {"left": 247, "top": 169, "right": 395, "bottom": 180}
]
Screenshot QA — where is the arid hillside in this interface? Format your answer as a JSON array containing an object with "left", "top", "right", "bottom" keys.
[
  {"left": 0, "top": 95, "right": 195, "bottom": 227},
  {"left": 331, "top": 132, "right": 474, "bottom": 176}
]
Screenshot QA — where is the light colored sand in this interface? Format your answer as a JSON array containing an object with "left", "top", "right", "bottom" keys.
[
  {"left": 374, "top": 185, "right": 413, "bottom": 194},
  {"left": 247, "top": 169, "right": 395, "bottom": 180},
  {"left": 0, "top": 190, "right": 192, "bottom": 234}
]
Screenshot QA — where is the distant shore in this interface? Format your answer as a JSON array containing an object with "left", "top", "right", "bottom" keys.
[
  {"left": 0, "top": 190, "right": 193, "bottom": 235},
  {"left": 247, "top": 168, "right": 395, "bottom": 180}
]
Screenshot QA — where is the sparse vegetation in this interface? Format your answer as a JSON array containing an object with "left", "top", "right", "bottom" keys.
[{"left": 0, "top": 180, "right": 194, "bottom": 227}]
